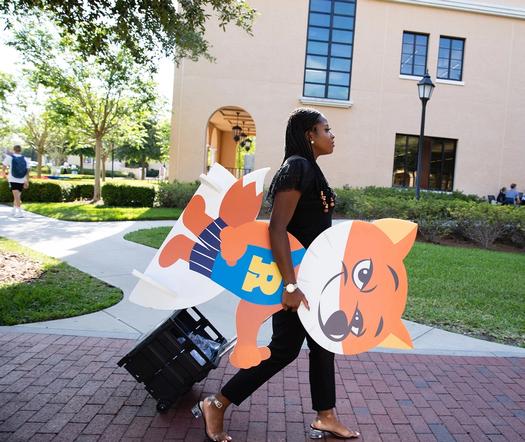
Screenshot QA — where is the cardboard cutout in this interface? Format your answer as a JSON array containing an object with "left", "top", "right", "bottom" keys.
[{"left": 130, "top": 164, "right": 417, "bottom": 369}]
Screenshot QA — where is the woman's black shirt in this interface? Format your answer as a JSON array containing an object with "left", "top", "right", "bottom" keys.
[{"left": 267, "top": 156, "right": 333, "bottom": 249}]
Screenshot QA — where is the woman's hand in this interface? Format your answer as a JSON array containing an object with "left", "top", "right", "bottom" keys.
[{"left": 281, "top": 287, "right": 310, "bottom": 312}]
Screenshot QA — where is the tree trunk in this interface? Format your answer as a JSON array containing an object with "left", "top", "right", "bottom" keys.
[
  {"left": 79, "top": 154, "right": 83, "bottom": 173},
  {"left": 101, "top": 153, "right": 107, "bottom": 182},
  {"left": 36, "top": 152, "right": 43, "bottom": 178},
  {"left": 141, "top": 163, "right": 146, "bottom": 180},
  {"left": 94, "top": 135, "right": 102, "bottom": 202}
]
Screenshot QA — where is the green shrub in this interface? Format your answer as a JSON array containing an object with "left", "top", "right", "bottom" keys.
[
  {"left": 158, "top": 181, "right": 199, "bottom": 208},
  {"left": 449, "top": 203, "right": 519, "bottom": 249},
  {"left": 101, "top": 183, "right": 156, "bottom": 207},
  {"left": 0, "top": 180, "right": 64, "bottom": 203},
  {"left": 63, "top": 184, "right": 95, "bottom": 201}
]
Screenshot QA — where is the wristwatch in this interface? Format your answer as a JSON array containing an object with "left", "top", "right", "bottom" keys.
[{"left": 285, "top": 282, "right": 298, "bottom": 293}]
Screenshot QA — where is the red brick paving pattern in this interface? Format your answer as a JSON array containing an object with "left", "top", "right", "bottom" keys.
[{"left": 0, "top": 332, "right": 524, "bottom": 441}]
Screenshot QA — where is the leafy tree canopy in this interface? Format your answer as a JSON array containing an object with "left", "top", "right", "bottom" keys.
[{"left": 0, "top": 0, "right": 256, "bottom": 69}]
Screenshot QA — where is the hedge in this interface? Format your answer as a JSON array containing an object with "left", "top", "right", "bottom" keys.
[
  {"left": 101, "top": 183, "right": 156, "bottom": 207},
  {"left": 157, "top": 181, "right": 199, "bottom": 208},
  {"left": 0, "top": 180, "right": 63, "bottom": 202},
  {"left": 63, "top": 184, "right": 95, "bottom": 201}
]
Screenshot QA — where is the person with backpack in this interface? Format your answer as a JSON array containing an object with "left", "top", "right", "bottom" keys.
[{"left": 2, "top": 145, "right": 31, "bottom": 217}]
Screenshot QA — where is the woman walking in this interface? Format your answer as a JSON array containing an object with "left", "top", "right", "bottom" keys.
[{"left": 194, "top": 108, "right": 360, "bottom": 441}]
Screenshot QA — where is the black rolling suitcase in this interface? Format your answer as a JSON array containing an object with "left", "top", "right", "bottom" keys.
[{"left": 117, "top": 307, "right": 234, "bottom": 412}]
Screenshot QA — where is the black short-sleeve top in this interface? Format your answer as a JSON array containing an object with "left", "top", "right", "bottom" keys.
[{"left": 267, "top": 155, "right": 333, "bottom": 249}]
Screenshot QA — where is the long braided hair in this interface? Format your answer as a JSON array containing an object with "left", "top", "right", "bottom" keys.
[{"left": 268, "top": 108, "right": 335, "bottom": 211}]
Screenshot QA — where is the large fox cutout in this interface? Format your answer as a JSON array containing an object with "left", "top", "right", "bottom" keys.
[{"left": 138, "top": 165, "right": 417, "bottom": 369}]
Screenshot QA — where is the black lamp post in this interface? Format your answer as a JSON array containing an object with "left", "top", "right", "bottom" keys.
[{"left": 415, "top": 71, "right": 435, "bottom": 200}]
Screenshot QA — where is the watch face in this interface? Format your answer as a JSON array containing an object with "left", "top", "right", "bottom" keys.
[{"left": 286, "top": 284, "right": 296, "bottom": 293}]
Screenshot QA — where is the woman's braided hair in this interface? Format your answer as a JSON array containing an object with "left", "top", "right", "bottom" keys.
[{"left": 268, "top": 107, "right": 335, "bottom": 210}]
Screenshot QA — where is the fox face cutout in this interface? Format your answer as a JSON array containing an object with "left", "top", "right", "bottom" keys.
[{"left": 297, "top": 219, "right": 417, "bottom": 355}]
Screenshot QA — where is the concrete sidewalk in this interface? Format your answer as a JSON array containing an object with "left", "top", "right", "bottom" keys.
[
  {"left": 1, "top": 204, "right": 524, "bottom": 358},
  {"left": 0, "top": 332, "right": 524, "bottom": 441}
]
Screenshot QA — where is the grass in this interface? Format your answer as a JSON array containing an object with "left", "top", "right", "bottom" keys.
[
  {"left": 22, "top": 202, "right": 182, "bottom": 221},
  {"left": 124, "top": 226, "right": 172, "bottom": 248},
  {"left": 0, "top": 237, "right": 123, "bottom": 325},
  {"left": 124, "top": 227, "right": 525, "bottom": 347}
]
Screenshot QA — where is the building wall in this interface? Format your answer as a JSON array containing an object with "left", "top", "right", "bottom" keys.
[{"left": 169, "top": 0, "right": 525, "bottom": 196}]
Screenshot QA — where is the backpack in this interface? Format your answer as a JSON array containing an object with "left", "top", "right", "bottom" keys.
[{"left": 10, "top": 155, "right": 28, "bottom": 179}]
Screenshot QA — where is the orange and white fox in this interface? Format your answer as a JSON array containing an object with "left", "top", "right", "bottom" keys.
[{"left": 158, "top": 172, "right": 417, "bottom": 369}]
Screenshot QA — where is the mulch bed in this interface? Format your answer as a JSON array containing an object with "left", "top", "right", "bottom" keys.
[{"left": 0, "top": 251, "right": 44, "bottom": 286}]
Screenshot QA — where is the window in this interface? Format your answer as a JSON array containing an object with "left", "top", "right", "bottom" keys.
[
  {"left": 392, "top": 134, "right": 456, "bottom": 191},
  {"left": 437, "top": 36, "right": 465, "bottom": 81},
  {"left": 400, "top": 32, "right": 428, "bottom": 76},
  {"left": 303, "top": 0, "right": 356, "bottom": 101}
]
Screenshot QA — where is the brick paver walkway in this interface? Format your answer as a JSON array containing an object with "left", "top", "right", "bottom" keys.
[{"left": 0, "top": 332, "right": 524, "bottom": 441}]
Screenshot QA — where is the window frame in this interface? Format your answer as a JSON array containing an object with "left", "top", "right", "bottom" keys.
[
  {"left": 437, "top": 35, "right": 465, "bottom": 82},
  {"left": 399, "top": 31, "right": 429, "bottom": 77},
  {"left": 303, "top": 0, "right": 357, "bottom": 101},
  {"left": 392, "top": 133, "right": 457, "bottom": 192}
]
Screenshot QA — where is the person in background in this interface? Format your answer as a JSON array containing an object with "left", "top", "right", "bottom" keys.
[
  {"left": 2, "top": 145, "right": 31, "bottom": 217},
  {"left": 496, "top": 187, "right": 506, "bottom": 204},
  {"left": 504, "top": 183, "right": 519, "bottom": 205}
]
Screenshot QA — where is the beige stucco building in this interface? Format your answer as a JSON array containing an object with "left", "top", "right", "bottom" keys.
[{"left": 169, "top": 0, "right": 525, "bottom": 196}]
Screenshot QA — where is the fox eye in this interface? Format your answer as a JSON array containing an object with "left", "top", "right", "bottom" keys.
[{"left": 352, "top": 259, "right": 373, "bottom": 291}]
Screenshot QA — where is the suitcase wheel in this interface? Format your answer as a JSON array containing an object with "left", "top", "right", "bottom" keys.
[{"left": 156, "top": 399, "right": 171, "bottom": 413}]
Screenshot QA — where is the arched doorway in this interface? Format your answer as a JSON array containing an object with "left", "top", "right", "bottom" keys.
[{"left": 205, "top": 106, "right": 256, "bottom": 178}]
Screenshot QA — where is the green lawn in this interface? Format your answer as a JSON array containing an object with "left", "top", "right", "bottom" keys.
[
  {"left": 22, "top": 202, "right": 182, "bottom": 221},
  {"left": 124, "top": 227, "right": 525, "bottom": 347},
  {"left": 0, "top": 237, "right": 123, "bottom": 325}
]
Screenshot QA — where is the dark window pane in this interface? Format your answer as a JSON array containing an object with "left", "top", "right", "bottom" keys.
[
  {"left": 414, "top": 55, "right": 426, "bottom": 66},
  {"left": 451, "top": 50, "right": 463, "bottom": 60},
  {"left": 330, "top": 57, "right": 351, "bottom": 71},
  {"left": 438, "top": 58, "right": 448, "bottom": 68},
  {"left": 438, "top": 47, "right": 449, "bottom": 58},
  {"left": 304, "top": 83, "right": 326, "bottom": 97},
  {"left": 331, "top": 43, "right": 352, "bottom": 57},
  {"left": 305, "top": 69, "right": 327, "bottom": 83},
  {"left": 401, "top": 64, "right": 413, "bottom": 75},
  {"left": 310, "top": 0, "right": 332, "bottom": 13},
  {"left": 333, "top": 15, "right": 353, "bottom": 29},
  {"left": 309, "top": 12, "right": 330, "bottom": 27},
  {"left": 306, "top": 55, "right": 328, "bottom": 69},
  {"left": 451, "top": 61, "right": 462, "bottom": 72},
  {"left": 415, "top": 44, "right": 427, "bottom": 55},
  {"left": 332, "top": 30, "right": 353, "bottom": 43},
  {"left": 413, "top": 65, "right": 425, "bottom": 76},
  {"left": 416, "top": 35, "right": 427, "bottom": 45},
  {"left": 334, "top": 2, "right": 354, "bottom": 15},
  {"left": 308, "top": 27, "right": 330, "bottom": 41},
  {"left": 308, "top": 41, "right": 329, "bottom": 55},
  {"left": 450, "top": 69, "right": 461, "bottom": 80},
  {"left": 329, "top": 71, "right": 350, "bottom": 85},
  {"left": 327, "top": 85, "right": 349, "bottom": 99},
  {"left": 403, "top": 33, "right": 414, "bottom": 44},
  {"left": 440, "top": 38, "right": 451, "bottom": 48},
  {"left": 452, "top": 39, "right": 464, "bottom": 50}
]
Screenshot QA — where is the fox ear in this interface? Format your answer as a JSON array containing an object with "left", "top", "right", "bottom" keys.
[
  {"left": 377, "top": 319, "right": 413, "bottom": 350},
  {"left": 373, "top": 218, "right": 417, "bottom": 259}
]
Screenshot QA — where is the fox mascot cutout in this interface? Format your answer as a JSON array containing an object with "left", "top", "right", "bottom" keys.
[{"left": 130, "top": 164, "right": 417, "bottom": 369}]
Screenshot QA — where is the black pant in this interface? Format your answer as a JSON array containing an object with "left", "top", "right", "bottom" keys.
[{"left": 221, "top": 309, "right": 335, "bottom": 411}]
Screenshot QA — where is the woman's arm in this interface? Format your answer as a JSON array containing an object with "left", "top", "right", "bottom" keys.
[{"left": 269, "top": 189, "right": 309, "bottom": 312}]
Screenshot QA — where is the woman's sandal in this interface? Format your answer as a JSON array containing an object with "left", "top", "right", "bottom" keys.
[
  {"left": 191, "top": 396, "right": 232, "bottom": 442},
  {"left": 309, "top": 421, "right": 360, "bottom": 440}
]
